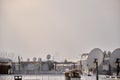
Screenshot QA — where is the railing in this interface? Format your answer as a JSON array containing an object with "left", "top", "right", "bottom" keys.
[{"left": 0, "top": 74, "right": 65, "bottom": 80}]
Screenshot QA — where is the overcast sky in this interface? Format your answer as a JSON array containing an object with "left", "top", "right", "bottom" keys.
[{"left": 0, "top": 0, "right": 120, "bottom": 61}]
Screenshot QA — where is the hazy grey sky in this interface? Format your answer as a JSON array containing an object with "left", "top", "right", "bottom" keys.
[{"left": 0, "top": 0, "right": 120, "bottom": 61}]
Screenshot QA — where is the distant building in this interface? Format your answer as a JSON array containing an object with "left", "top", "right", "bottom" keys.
[
  {"left": 55, "top": 61, "right": 76, "bottom": 72},
  {"left": 102, "top": 51, "right": 110, "bottom": 75},
  {"left": 12, "top": 60, "right": 77, "bottom": 74},
  {"left": 0, "top": 57, "right": 12, "bottom": 74},
  {"left": 12, "top": 60, "right": 50, "bottom": 74},
  {"left": 80, "top": 53, "right": 89, "bottom": 74}
]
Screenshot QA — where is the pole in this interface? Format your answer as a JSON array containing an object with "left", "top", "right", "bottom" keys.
[
  {"left": 117, "top": 64, "right": 119, "bottom": 76},
  {"left": 109, "top": 64, "right": 111, "bottom": 75},
  {"left": 18, "top": 56, "right": 20, "bottom": 73},
  {"left": 54, "top": 62, "right": 56, "bottom": 71},
  {"left": 116, "top": 58, "right": 120, "bottom": 76},
  {"left": 96, "top": 61, "right": 99, "bottom": 80},
  {"left": 94, "top": 58, "right": 99, "bottom": 80}
]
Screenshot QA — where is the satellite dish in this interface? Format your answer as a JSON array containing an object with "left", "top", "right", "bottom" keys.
[
  {"left": 46, "top": 54, "right": 51, "bottom": 60},
  {"left": 33, "top": 57, "right": 37, "bottom": 62},
  {"left": 87, "top": 48, "right": 104, "bottom": 69},
  {"left": 110, "top": 48, "right": 120, "bottom": 68}
]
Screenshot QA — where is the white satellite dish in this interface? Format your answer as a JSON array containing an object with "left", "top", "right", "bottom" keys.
[
  {"left": 110, "top": 48, "right": 120, "bottom": 68},
  {"left": 87, "top": 48, "right": 104, "bottom": 69}
]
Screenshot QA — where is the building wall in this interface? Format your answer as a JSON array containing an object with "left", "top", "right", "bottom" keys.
[
  {"left": 0, "top": 65, "right": 11, "bottom": 74},
  {"left": 41, "top": 63, "right": 49, "bottom": 71},
  {"left": 55, "top": 63, "right": 75, "bottom": 72},
  {"left": 12, "top": 61, "right": 49, "bottom": 74}
]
